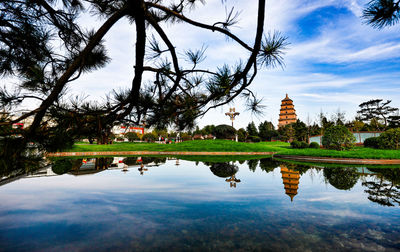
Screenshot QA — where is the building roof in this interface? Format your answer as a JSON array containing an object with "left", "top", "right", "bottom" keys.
[{"left": 282, "top": 93, "right": 293, "bottom": 102}]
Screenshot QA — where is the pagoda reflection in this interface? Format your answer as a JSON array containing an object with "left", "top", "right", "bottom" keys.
[{"left": 280, "top": 164, "right": 301, "bottom": 202}]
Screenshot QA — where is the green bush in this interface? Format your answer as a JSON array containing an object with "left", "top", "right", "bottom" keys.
[
  {"left": 142, "top": 133, "right": 156, "bottom": 142},
  {"left": 290, "top": 141, "right": 300, "bottom": 148},
  {"left": 125, "top": 132, "right": 140, "bottom": 142},
  {"left": 291, "top": 140, "right": 309, "bottom": 149},
  {"left": 322, "top": 125, "right": 356, "bottom": 150},
  {"left": 377, "top": 128, "right": 400, "bottom": 150},
  {"left": 51, "top": 159, "right": 73, "bottom": 175},
  {"left": 300, "top": 141, "right": 309, "bottom": 148},
  {"left": 309, "top": 142, "right": 320, "bottom": 149},
  {"left": 250, "top": 136, "right": 261, "bottom": 142},
  {"left": 363, "top": 137, "right": 380, "bottom": 148},
  {"left": 180, "top": 133, "right": 192, "bottom": 141},
  {"left": 213, "top": 124, "right": 236, "bottom": 139}
]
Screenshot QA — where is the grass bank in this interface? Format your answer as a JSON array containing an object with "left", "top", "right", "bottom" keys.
[
  {"left": 65, "top": 140, "right": 400, "bottom": 160},
  {"left": 68, "top": 140, "right": 288, "bottom": 153},
  {"left": 276, "top": 147, "right": 400, "bottom": 159}
]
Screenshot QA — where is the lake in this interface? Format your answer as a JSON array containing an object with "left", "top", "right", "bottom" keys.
[{"left": 0, "top": 157, "right": 399, "bottom": 251}]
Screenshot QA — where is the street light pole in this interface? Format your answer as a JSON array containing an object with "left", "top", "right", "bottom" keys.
[
  {"left": 225, "top": 107, "right": 240, "bottom": 128},
  {"left": 225, "top": 108, "right": 240, "bottom": 142}
]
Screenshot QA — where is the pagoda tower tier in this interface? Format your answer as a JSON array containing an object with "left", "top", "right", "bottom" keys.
[{"left": 278, "top": 94, "right": 297, "bottom": 128}]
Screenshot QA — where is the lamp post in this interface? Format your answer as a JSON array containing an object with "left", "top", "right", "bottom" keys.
[
  {"left": 225, "top": 107, "right": 240, "bottom": 127},
  {"left": 225, "top": 107, "right": 240, "bottom": 142}
]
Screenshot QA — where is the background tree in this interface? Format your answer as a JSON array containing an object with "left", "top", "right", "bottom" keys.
[
  {"left": 212, "top": 124, "right": 236, "bottom": 140},
  {"left": 357, "top": 99, "right": 399, "bottom": 130},
  {"left": 292, "top": 119, "right": 308, "bottom": 142},
  {"left": 202, "top": 125, "right": 216, "bottom": 135},
  {"left": 0, "top": 0, "right": 288, "bottom": 150},
  {"left": 246, "top": 122, "right": 259, "bottom": 137},
  {"left": 125, "top": 132, "right": 140, "bottom": 142},
  {"left": 388, "top": 115, "right": 400, "bottom": 128},
  {"left": 258, "top": 120, "right": 277, "bottom": 141},
  {"left": 237, "top": 128, "right": 247, "bottom": 142},
  {"left": 322, "top": 125, "right": 356, "bottom": 150},
  {"left": 278, "top": 124, "right": 295, "bottom": 142}
]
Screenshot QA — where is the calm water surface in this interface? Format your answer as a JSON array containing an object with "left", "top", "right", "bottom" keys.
[{"left": 0, "top": 157, "right": 399, "bottom": 251}]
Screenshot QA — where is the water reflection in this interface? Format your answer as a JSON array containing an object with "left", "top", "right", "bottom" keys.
[
  {"left": 0, "top": 157, "right": 400, "bottom": 250},
  {"left": 280, "top": 164, "right": 301, "bottom": 202},
  {"left": 209, "top": 162, "right": 241, "bottom": 188},
  {"left": 362, "top": 168, "right": 400, "bottom": 207},
  {"left": 323, "top": 167, "right": 360, "bottom": 191}
]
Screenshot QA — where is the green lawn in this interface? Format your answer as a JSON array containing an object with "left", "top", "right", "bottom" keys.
[
  {"left": 276, "top": 146, "right": 400, "bottom": 159},
  {"left": 64, "top": 140, "right": 400, "bottom": 160},
  {"left": 68, "top": 140, "right": 288, "bottom": 153}
]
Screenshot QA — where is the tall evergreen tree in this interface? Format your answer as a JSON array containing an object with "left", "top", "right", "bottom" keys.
[
  {"left": 357, "top": 99, "right": 399, "bottom": 130},
  {"left": 246, "top": 122, "right": 258, "bottom": 136},
  {"left": 258, "top": 120, "right": 277, "bottom": 141}
]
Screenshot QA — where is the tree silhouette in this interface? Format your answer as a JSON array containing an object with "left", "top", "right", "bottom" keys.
[
  {"left": 209, "top": 162, "right": 238, "bottom": 178},
  {"left": 357, "top": 99, "right": 398, "bottom": 130},
  {"left": 0, "top": 0, "right": 288, "bottom": 148},
  {"left": 247, "top": 159, "right": 259, "bottom": 172},
  {"left": 323, "top": 167, "right": 360, "bottom": 190},
  {"left": 363, "top": 0, "right": 400, "bottom": 28},
  {"left": 259, "top": 158, "right": 280, "bottom": 173},
  {"left": 362, "top": 168, "right": 400, "bottom": 207}
]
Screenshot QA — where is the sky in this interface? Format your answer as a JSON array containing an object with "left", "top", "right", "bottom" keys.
[{"left": 7, "top": 0, "right": 400, "bottom": 129}]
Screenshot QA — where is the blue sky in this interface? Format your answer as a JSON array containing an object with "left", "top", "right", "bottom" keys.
[{"left": 8, "top": 0, "right": 400, "bottom": 129}]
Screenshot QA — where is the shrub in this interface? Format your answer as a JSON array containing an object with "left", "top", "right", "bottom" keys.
[
  {"left": 180, "top": 133, "right": 192, "bottom": 141},
  {"left": 291, "top": 140, "right": 309, "bottom": 149},
  {"left": 322, "top": 125, "right": 356, "bottom": 150},
  {"left": 363, "top": 137, "right": 380, "bottom": 148},
  {"left": 291, "top": 141, "right": 301, "bottom": 148},
  {"left": 377, "top": 128, "right": 400, "bottom": 150},
  {"left": 125, "top": 132, "right": 140, "bottom": 142},
  {"left": 213, "top": 124, "right": 236, "bottom": 139},
  {"left": 142, "top": 133, "right": 156, "bottom": 142},
  {"left": 250, "top": 136, "right": 261, "bottom": 142},
  {"left": 309, "top": 142, "right": 320, "bottom": 149},
  {"left": 300, "top": 141, "right": 309, "bottom": 148},
  {"left": 51, "top": 159, "right": 73, "bottom": 175}
]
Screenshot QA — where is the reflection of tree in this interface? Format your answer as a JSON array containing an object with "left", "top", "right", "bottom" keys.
[
  {"left": 362, "top": 168, "right": 400, "bottom": 207},
  {"left": 209, "top": 163, "right": 238, "bottom": 178},
  {"left": 247, "top": 159, "right": 259, "bottom": 172},
  {"left": 259, "top": 158, "right": 279, "bottom": 173},
  {"left": 280, "top": 162, "right": 311, "bottom": 176},
  {"left": 0, "top": 138, "right": 44, "bottom": 178},
  {"left": 95, "top": 158, "right": 113, "bottom": 170},
  {"left": 52, "top": 159, "right": 81, "bottom": 175},
  {"left": 209, "top": 162, "right": 241, "bottom": 188},
  {"left": 323, "top": 167, "right": 360, "bottom": 190}
]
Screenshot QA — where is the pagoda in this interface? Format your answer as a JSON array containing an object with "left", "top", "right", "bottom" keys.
[
  {"left": 278, "top": 94, "right": 297, "bottom": 128},
  {"left": 280, "top": 165, "right": 300, "bottom": 202}
]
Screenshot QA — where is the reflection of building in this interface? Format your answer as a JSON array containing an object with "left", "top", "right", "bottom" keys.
[
  {"left": 278, "top": 94, "right": 297, "bottom": 128},
  {"left": 280, "top": 165, "right": 300, "bottom": 201}
]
